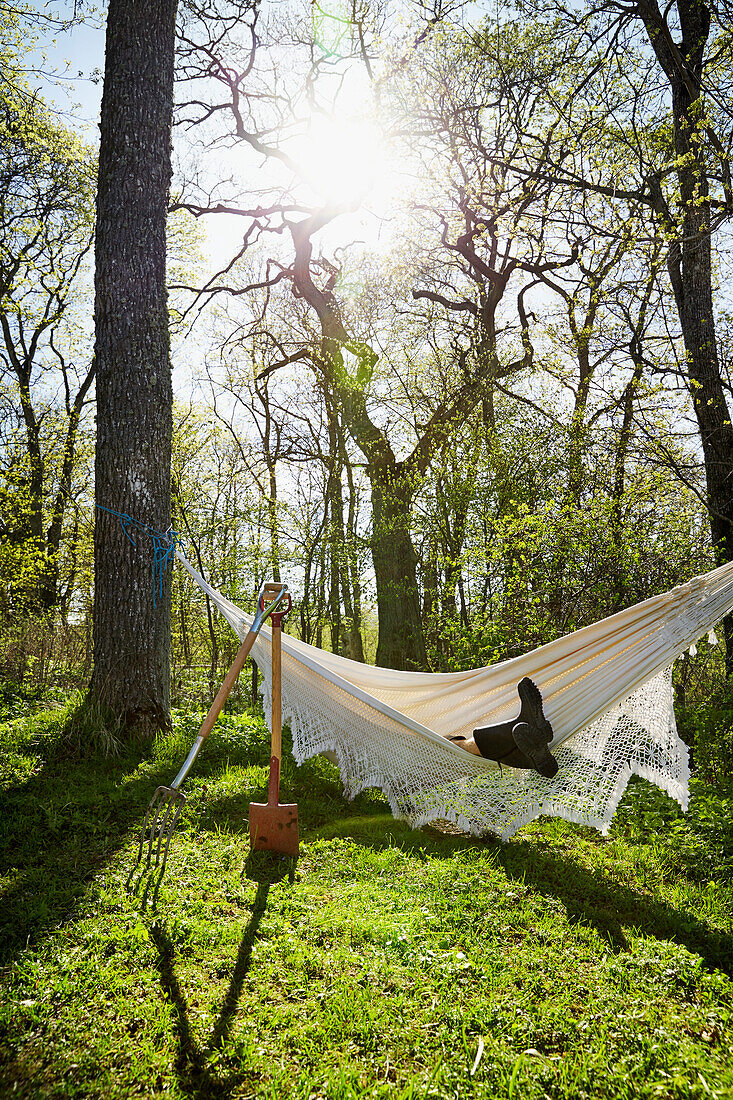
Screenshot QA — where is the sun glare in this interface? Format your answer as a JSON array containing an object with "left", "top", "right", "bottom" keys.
[{"left": 292, "top": 114, "right": 393, "bottom": 208}]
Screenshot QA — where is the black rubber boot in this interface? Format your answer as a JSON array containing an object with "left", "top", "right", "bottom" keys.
[
  {"left": 472, "top": 677, "right": 559, "bottom": 777},
  {"left": 517, "top": 677, "right": 554, "bottom": 742},
  {"left": 511, "top": 721, "right": 559, "bottom": 778}
]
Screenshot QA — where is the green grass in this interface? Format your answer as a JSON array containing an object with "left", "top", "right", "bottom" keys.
[{"left": 1, "top": 695, "right": 732, "bottom": 1099}]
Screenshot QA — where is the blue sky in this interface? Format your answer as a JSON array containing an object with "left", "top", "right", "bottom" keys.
[{"left": 31, "top": 12, "right": 105, "bottom": 136}]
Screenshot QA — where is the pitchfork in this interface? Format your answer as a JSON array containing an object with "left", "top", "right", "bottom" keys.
[{"left": 132, "top": 582, "right": 290, "bottom": 877}]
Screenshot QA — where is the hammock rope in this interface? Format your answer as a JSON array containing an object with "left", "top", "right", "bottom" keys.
[{"left": 95, "top": 504, "right": 184, "bottom": 606}]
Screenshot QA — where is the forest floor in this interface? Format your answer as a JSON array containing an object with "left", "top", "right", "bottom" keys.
[{"left": 0, "top": 687, "right": 732, "bottom": 1099}]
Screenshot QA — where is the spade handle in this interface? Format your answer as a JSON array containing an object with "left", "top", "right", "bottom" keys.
[
  {"left": 200, "top": 632, "right": 258, "bottom": 741},
  {"left": 268, "top": 612, "right": 282, "bottom": 805}
]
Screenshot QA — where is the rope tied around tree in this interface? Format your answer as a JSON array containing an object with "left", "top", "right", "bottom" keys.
[{"left": 95, "top": 505, "right": 184, "bottom": 606}]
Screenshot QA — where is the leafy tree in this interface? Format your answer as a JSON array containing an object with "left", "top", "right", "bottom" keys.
[
  {"left": 164, "top": 0, "right": 722, "bottom": 688},
  {"left": 502, "top": 0, "right": 733, "bottom": 668},
  {"left": 170, "top": 8, "right": 576, "bottom": 668},
  {"left": 0, "top": 26, "right": 95, "bottom": 615}
]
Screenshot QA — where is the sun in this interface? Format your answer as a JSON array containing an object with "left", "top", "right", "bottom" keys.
[{"left": 291, "top": 112, "right": 393, "bottom": 209}]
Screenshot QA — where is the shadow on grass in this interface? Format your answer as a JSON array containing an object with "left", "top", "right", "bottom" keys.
[
  {"left": 0, "top": 747, "right": 196, "bottom": 966},
  {"left": 331, "top": 813, "right": 733, "bottom": 977},
  {"left": 500, "top": 839, "right": 733, "bottom": 976},
  {"left": 0, "top": 717, "right": 342, "bottom": 968},
  {"left": 149, "top": 853, "right": 292, "bottom": 1100},
  {"left": 4, "top": 719, "right": 730, "bottom": 986},
  {"left": 0, "top": 707, "right": 281, "bottom": 966}
]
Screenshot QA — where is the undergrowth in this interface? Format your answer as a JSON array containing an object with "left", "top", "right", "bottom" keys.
[{"left": 0, "top": 698, "right": 731, "bottom": 1099}]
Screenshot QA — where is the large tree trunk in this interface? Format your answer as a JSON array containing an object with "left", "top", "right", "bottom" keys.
[
  {"left": 640, "top": 0, "right": 733, "bottom": 673},
  {"left": 89, "top": 0, "right": 178, "bottom": 739},
  {"left": 677, "top": 196, "right": 733, "bottom": 670}
]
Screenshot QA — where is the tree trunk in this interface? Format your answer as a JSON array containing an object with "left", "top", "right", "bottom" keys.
[
  {"left": 422, "top": 539, "right": 438, "bottom": 657},
  {"left": 639, "top": 0, "right": 733, "bottom": 673},
  {"left": 39, "top": 364, "right": 95, "bottom": 611},
  {"left": 610, "top": 360, "right": 643, "bottom": 610},
  {"left": 678, "top": 204, "right": 733, "bottom": 670},
  {"left": 341, "top": 454, "right": 365, "bottom": 663},
  {"left": 89, "top": 0, "right": 178, "bottom": 739},
  {"left": 371, "top": 470, "right": 427, "bottom": 670}
]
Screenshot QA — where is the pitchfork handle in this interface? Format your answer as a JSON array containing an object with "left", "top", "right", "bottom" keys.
[
  {"left": 170, "top": 629, "right": 261, "bottom": 790},
  {"left": 169, "top": 587, "right": 289, "bottom": 792},
  {"left": 199, "top": 631, "right": 259, "bottom": 741}
]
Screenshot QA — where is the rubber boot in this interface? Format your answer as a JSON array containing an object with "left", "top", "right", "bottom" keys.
[{"left": 470, "top": 677, "right": 559, "bottom": 778}]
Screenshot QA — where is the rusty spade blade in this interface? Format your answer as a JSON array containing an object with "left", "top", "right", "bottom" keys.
[{"left": 249, "top": 756, "right": 299, "bottom": 857}]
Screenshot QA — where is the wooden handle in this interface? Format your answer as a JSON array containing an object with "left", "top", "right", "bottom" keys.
[
  {"left": 198, "top": 628, "right": 259, "bottom": 742},
  {"left": 267, "top": 615, "right": 283, "bottom": 806},
  {"left": 271, "top": 615, "right": 282, "bottom": 765}
]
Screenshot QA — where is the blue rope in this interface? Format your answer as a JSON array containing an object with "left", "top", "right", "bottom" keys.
[{"left": 95, "top": 504, "right": 185, "bottom": 607}]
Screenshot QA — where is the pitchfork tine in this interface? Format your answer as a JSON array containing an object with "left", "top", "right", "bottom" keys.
[
  {"left": 132, "top": 785, "right": 187, "bottom": 874},
  {"left": 151, "top": 790, "right": 185, "bottom": 872}
]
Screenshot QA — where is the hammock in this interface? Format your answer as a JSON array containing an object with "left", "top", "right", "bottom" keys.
[{"left": 176, "top": 551, "right": 733, "bottom": 839}]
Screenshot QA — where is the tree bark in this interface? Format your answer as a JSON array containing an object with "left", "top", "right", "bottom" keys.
[
  {"left": 371, "top": 469, "right": 427, "bottom": 670},
  {"left": 341, "top": 441, "right": 366, "bottom": 663},
  {"left": 639, "top": 0, "right": 733, "bottom": 672},
  {"left": 288, "top": 217, "right": 430, "bottom": 668},
  {"left": 89, "top": 0, "right": 178, "bottom": 738}
]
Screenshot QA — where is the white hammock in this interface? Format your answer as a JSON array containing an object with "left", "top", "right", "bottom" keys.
[{"left": 176, "top": 551, "right": 733, "bottom": 839}]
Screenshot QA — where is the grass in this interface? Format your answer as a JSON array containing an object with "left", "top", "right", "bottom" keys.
[{"left": 0, "top": 690, "right": 732, "bottom": 1099}]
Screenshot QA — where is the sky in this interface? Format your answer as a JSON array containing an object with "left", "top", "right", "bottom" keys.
[
  {"left": 31, "top": 10, "right": 105, "bottom": 135},
  {"left": 28, "top": 0, "right": 718, "bottom": 417}
]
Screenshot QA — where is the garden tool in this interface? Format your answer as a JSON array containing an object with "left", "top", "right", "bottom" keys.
[
  {"left": 248, "top": 582, "right": 299, "bottom": 858},
  {"left": 133, "top": 582, "right": 290, "bottom": 875}
]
